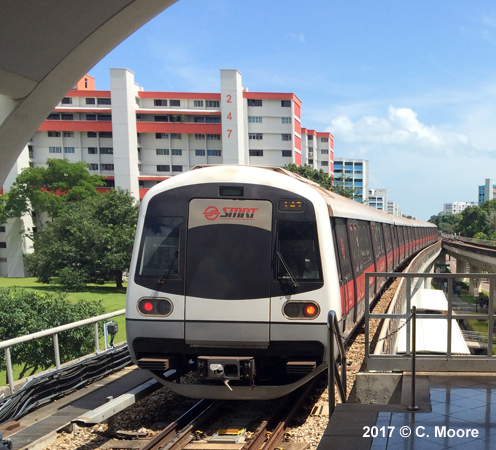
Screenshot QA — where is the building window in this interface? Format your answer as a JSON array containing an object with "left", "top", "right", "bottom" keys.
[
  {"left": 86, "top": 98, "right": 96, "bottom": 105},
  {"left": 61, "top": 97, "right": 72, "bottom": 104},
  {"left": 154, "top": 99, "right": 167, "bottom": 106},
  {"left": 308, "top": 135, "right": 313, "bottom": 141},
  {"left": 248, "top": 116, "right": 262, "bottom": 123},
  {"left": 195, "top": 134, "right": 205, "bottom": 140},
  {"left": 0, "top": 226, "right": 5, "bottom": 233},
  {"left": 321, "top": 137, "right": 329, "bottom": 142},
  {"left": 321, "top": 149, "right": 329, "bottom": 155},
  {"left": 321, "top": 161, "right": 329, "bottom": 166},
  {"left": 172, "top": 165, "right": 183, "bottom": 172},
  {"left": 308, "top": 159, "right": 313, "bottom": 164},
  {"left": 64, "top": 147, "right": 75, "bottom": 154},
  {"left": 155, "top": 115, "right": 169, "bottom": 122},
  {"left": 171, "top": 149, "right": 182, "bottom": 155},
  {"left": 206, "top": 116, "right": 221, "bottom": 123},
  {"left": 100, "top": 148, "right": 113, "bottom": 155},
  {"left": 249, "top": 150, "right": 263, "bottom": 157},
  {"left": 99, "top": 132, "right": 113, "bottom": 138},
  {"left": 194, "top": 100, "right": 204, "bottom": 107},
  {"left": 49, "top": 147, "right": 62, "bottom": 153},
  {"left": 249, "top": 133, "right": 263, "bottom": 140},
  {"left": 156, "top": 148, "right": 169, "bottom": 155},
  {"left": 61, "top": 113, "right": 73, "bottom": 120},
  {"left": 88, "top": 147, "right": 98, "bottom": 154},
  {"left": 170, "top": 99, "right": 181, "bottom": 107},
  {"left": 171, "top": 133, "right": 182, "bottom": 140},
  {"left": 282, "top": 134, "right": 292, "bottom": 141},
  {"left": 282, "top": 117, "right": 291, "bottom": 124},
  {"left": 101, "top": 164, "right": 114, "bottom": 171},
  {"left": 63, "top": 131, "right": 74, "bottom": 137},
  {"left": 282, "top": 150, "right": 292, "bottom": 157},
  {"left": 47, "top": 113, "right": 60, "bottom": 120},
  {"left": 155, "top": 133, "right": 169, "bottom": 139},
  {"left": 47, "top": 131, "right": 61, "bottom": 137},
  {"left": 157, "top": 165, "right": 170, "bottom": 172},
  {"left": 89, "top": 163, "right": 99, "bottom": 170},
  {"left": 247, "top": 99, "right": 262, "bottom": 107},
  {"left": 194, "top": 116, "right": 205, "bottom": 123},
  {"left": 207, "top": 100, "right": 220, "bottom": 107},
  {"left": 86, "top": 114, "right": 96, "bottom": 121},
  {"left": 97, "top": 98, "right": 111, "bottom": 105},
  {"left": 195, "top": 150, "right": 206, "bottom": 156},
  {"left": 281, "top": 100, "right": 291, "bottom": 107},
  {"left": 0, "top": 242, "right": 6, "bottom": 249},
  {"left": 206, "top": 134, "right": 221, "bottom": 140},
  {"left": 98, "top": 114, "right": 112, "bottom": 121},
  {"left": 207, "top": 150, "right": 221, "bottom": 156}
]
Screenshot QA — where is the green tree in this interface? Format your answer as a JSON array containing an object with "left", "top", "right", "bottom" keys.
[
  {"left": 2, "top": 159, "right": 104, "bottom": 227},
  {"left": 456, "top": 206, "right": 490, "bottom": 238},
  {"left": 25, "top": 189, "right": 139, "bottom": 289},
  {"left": 428, "top": 212, "right": 461, "bottom": 234},
  {"left": 0, "top": 287, "right": 104, "bottom": 382}
]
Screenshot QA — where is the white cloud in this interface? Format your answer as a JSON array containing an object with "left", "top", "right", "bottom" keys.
[{"left": 329, "top": 106, "right": 472, "bottom": 154}]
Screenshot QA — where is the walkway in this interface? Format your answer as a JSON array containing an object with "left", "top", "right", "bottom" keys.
[{"left": 319, "top": 375, "right": 496, "bottom": 449}]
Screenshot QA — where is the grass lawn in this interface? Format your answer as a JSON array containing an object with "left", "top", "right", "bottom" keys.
[{"left": 0, "top": 277, "right": 127, "bottom": 387}]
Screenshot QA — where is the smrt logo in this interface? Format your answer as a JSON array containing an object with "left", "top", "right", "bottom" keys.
[
  {"left": 202, "top": 206, "right": 258, "bottom": 221},
  {"left": 203, "top": 206, "right": 221, "bottom": 221}
]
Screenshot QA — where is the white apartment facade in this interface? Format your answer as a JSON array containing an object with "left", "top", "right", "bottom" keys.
[
  {"left": 368, "top": 188, "right": 388, "bottom": 212},
  {"left": 443, "top": 201, "right": 478, "bottom": 215},
  {"left": 1, "top": 68, "right": 334, "bottom": 276}
]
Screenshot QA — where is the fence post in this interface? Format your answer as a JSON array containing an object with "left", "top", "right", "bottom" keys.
[
  {"left": 5, "top": 347, "right": 14, "bottom": 394},
  {"left": 408, "top": 306, "right": 418, "bottom": 411},
  {"left": 94, "top": 323, "right": 100, "bottom": 354},
  {"left": 53, "top": 333, "right": 61, "bottom": 370}
]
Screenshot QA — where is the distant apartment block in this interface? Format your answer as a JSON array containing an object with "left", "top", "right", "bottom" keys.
[
  {"left": 443, "top": 201, "right": 478, "bottom": 215},
  {"left": 333, "top": 158, "right": 368, "bottom": 202},
  {"left": 1, "top": 68, "right": 334, "bottom": 276},
  {"left": 368, "top": 188, "right": 388, "bottom": 212},
  {"left": 478, "top": 179, "right": 496, "bottom": 205},
  {"left": 387, "top": 201, "right": 402, "bottom": 217}
]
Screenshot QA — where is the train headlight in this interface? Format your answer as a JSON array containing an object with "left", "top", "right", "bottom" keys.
[
  {"left": 283, "top": 301, "right": 320, "bottom": 320},
  {"left": 138, "top": 297, "right": 173, "bottom": 317}
]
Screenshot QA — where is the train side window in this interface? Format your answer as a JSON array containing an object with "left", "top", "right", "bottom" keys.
[
  {"left": 374, "top": 223, "right": 384, "bottom": 257},
  {"left": 137, "top": 216, "right": 183, "bottom": 277},
  {"left": 358, "top": 221, "right": 372, "bottom": 266},
  {"left": 334, "top": 218, "right": 352, "bottom": 281},
  {"left": 383, "top": 225, "right": 392, "bottom": 253}
]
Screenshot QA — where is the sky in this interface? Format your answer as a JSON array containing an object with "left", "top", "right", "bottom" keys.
[{"left": 88, "top": 0, "right": 496, "bottom": 221}]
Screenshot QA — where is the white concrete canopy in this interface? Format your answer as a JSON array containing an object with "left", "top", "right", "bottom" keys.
[{"left": 0, "top": 0, "right": 177, "bottom": 185}]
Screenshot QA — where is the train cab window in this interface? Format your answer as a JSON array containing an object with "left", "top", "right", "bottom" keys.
[
  {"left": 276, "top": 221, "right": 322, "bottom": 281},
  {"left": 137, "top": 216, "right": 183, "bottom": 278}
]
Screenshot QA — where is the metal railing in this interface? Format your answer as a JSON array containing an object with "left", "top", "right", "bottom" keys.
[
  {"left": 1, "top": 309, "right": 125, "bottom": 394},
  {"left": 365, "top": 273, "right": 496, "bottom": 372},
  {"left": 327, "top": 310, "right": 346, "bottom": 416}
]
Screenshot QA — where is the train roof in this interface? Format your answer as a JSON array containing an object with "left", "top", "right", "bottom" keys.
[{"left": 178, "top": 165, "right": 435, "bottom": 228}]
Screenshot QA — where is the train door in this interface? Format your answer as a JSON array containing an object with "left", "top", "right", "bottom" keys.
[
  {"left": 333, "top": 218, "right": 354, "bottom": 327},
  {"left": 184, "top": 198, "right": 273, "bottom": 347},
  {"left": 347, "top": 220, "right": 363, "bottom": 322}
]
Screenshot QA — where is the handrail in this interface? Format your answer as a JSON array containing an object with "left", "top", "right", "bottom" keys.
[
  {"left": 2, "top": 309, "right": 125, "bottom": 395},
  {"left": 327, "top": 310, "right": 346, "bottom": 416}
]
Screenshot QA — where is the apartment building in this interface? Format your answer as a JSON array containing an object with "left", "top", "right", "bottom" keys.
[
  {"left": 443, "top": 201, "right": 478, "bottom": 215},
  {"left": 2, "top": 68, "right": 334, "bottom": 276},
  {"left": 478, "top": 179, "right": 496, "bottom": 205},
  {"left": 333, "top": 158, "right": 368, "bottom": 202}
]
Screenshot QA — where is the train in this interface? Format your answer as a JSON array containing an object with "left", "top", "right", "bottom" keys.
[{"left": 125, "top": 165, "right": 438, "bottom": 400}]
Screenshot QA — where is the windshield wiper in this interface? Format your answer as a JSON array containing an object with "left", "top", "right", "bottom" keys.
[
  {"left": 275, "top": 251, "right": 300, "bottom": 293},
  {"left": 157, "top": 250, "right": 179, "bottom": 285}
]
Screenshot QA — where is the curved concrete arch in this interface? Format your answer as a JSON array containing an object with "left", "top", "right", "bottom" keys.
[{"left": 0, "top": 0, "right": 177, "bottom": 185}]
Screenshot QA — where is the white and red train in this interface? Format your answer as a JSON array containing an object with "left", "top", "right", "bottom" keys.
[{"left": 125, "top": 165, "right": 438, "bottom": 399}]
